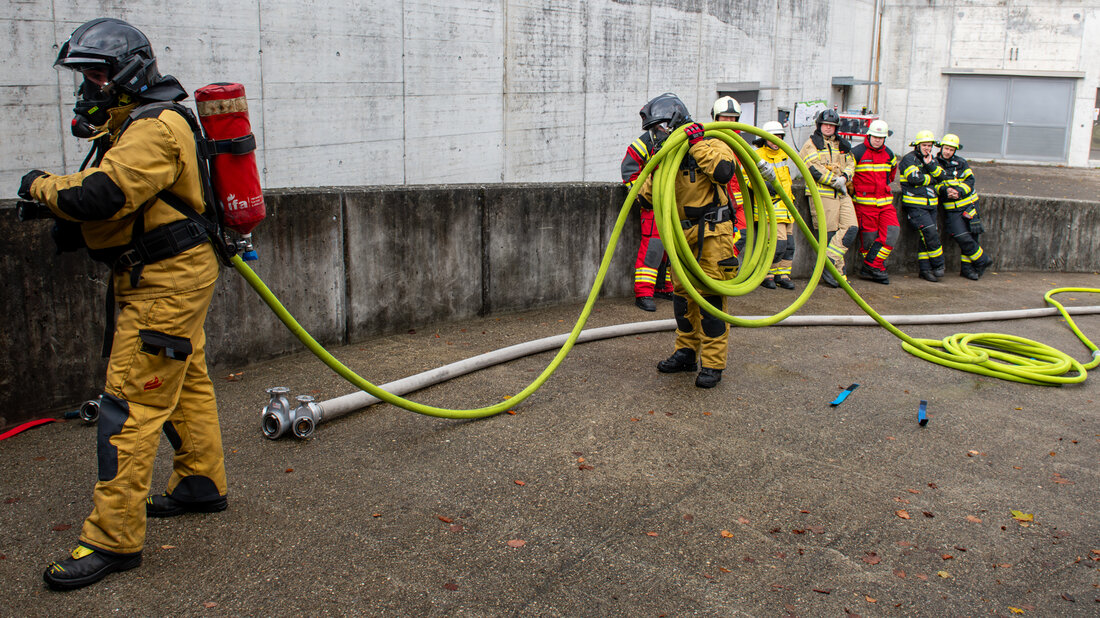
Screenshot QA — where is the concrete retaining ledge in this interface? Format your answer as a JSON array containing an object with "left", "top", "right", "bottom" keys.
[{"left": 1, "top": 183, "right": 1096, "bottom": 429}]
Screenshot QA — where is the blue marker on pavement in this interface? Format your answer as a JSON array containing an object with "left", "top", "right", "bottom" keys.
[
  {"left": 918, "top": 400, "right": 928, "bottom": 426},
  {"left": 830, "top": 383, "right": 859, "bottom": 407}
]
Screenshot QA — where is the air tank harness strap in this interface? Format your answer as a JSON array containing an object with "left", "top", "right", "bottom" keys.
[{"left": 681, "top": 203, "right": 732, "bottom": 260}]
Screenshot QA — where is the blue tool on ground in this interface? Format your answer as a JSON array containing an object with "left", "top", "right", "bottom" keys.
[
  {"left": 918, "top": 400, "right": 928, "bottom": 426},
  {"left": 829, "top": 383, "right": 859, "bottom": 406}
]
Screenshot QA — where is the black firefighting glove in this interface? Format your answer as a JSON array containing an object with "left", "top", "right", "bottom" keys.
[
  {"left": 965, "top": 208, "right": 984, "bottom": 235},
  {"left": 19, "top": 170, "right": 46, "bottom": 200}
]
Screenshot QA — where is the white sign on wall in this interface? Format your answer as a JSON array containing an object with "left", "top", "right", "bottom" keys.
[{"left": 793, "top": 100, "right": 828, "bottom": 128}]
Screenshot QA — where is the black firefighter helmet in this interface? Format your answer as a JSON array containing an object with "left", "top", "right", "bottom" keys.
[{"left": 639, "top": 93, "right": 692, "bottom": 146}]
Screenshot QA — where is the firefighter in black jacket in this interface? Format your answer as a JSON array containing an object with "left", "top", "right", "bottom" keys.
[
  {"left": 936, "top": 134, "right": 990, "bottom": 279},
  {"left": 898, "top": 130, "right": 946, "bottom": 282}
]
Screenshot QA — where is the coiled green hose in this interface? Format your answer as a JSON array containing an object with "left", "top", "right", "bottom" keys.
[{"left": 231, "top": 121, "right": 1098, "bottom": 419}]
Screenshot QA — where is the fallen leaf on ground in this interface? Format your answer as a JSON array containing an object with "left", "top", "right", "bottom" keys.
[
  {"left": 720, "top": 530, "right": 734, "bottom": 538},
  {"left": 506, "top": 539, "right": 525, "bottom": 548},
  {"left": 937, "top": 570, "right": 951, "bottom": 578},
  {"left": 942, "top": 554, "right": 953, "bottom": 560},
  {"left": 808, "top": 525, "right": 825, "bottom": 534},
  {"left": 372, "top": 513, "right": 381, "bottom": 517},
  {"left": 966, "top": 515, "right": 982, "bottom": 523},
  {"left": 907, "top": 489, "right": 921, "bottom": 494},
  {"left": 578, "top": 464, "right": 594, "bottom": 471},
  {"left": 862, "top": 552, "right": 881, "bottom": 565},
  {"left": 737, "top": 516, "right": 750, "bottom": 525},
  {"left": 1008, "top": 608, "right": 1024, "bottom": 614},
  {"left": 160, "top": 545, "right": 176, "bottom": 550},
  {"left": 51, "top": 524, "right": 71, "bottom": 532},
  {"left": 449, "top": 524, "right": 463, "bottom": 532},
  {"left": 443, "top": 582, "right": 458, "bottom": 591},
  {"left": 1010, "top": 510, "right": 1034, "bottom": 522},
  {"left": 812, "top": 588, "right": 832, "bottom": 594},
  {"left": 967, "top": 450, "right": 980, "bottom": 457},
  {"left": 284, "top": 468, "right": 293, "bottom": 473},
  {"left": 865, "top": 596, "right": 877, "bottom": 603},
  {"left": 646, "top": 531, "right": 658, "bottom": 537},
  {"left": 719, "top": 567, "right": 732, "bottom": 573},
  {"left": 437, "top": 515, "right": 454, "bottom": 523},
  {"left": 923, "top": 511, "right": 935, "bottom": 518},
  {"left": 506, "top": 410, "right": 516, "bottom": 415},
  {"left": 914, "top": 573, "right": 928, "bottom": 581},
  {"left": 514, "top": 480, "right": 525, "bottom": 486},
  {"left": 896, "top": 510, "right": 911, "bottom": 519},
  {"left": 203, "top": 602, "right": 218, "bottom": 608},
  {"left": 893, "top": 569, "right": 906, "bottom": 578},
  {"left": 224, "top": 372, "right": 243, "bottom": 381}
]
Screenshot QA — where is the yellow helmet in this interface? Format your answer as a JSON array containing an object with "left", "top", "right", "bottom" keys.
[
  {"left": 910, "top": 130, "right": 936, "bottom": 146},
  {"left": 939, "top": 133, "right": 962, "bottom": 150}
]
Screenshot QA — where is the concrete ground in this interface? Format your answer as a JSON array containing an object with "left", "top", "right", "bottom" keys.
[{"left": 1, "top": 269, "right": 1098, "bottom": 616}]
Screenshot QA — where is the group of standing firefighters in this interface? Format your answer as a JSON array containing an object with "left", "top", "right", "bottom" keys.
[{"left": 622, "top": 93, "right": 991, "bottom": 387}]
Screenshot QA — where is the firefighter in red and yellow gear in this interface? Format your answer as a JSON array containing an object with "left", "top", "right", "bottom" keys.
[
  {"left": 637, "top": 94, "right": 739, "bottom": 389},
  {"left": 899, "top": 130, "right": 946, "bottom": 281},
  {"left": 798, "top": 109, "right": 858, "bottom": 288},
  {"left": 710, "top": 96, "right": 747, "bottom": 254},
  {"left": 747, "top": 121, "right": 796, "bottom": 290},
  {"left": 19, "top": 18, "right": 227, "bottom": 591},
  {"left": 850, "top": 119, "right": 899, "bottom": 284},
  {"left": 621, "top": 126, "right": 674, "bottom": 312},
  {"left": 936, "top": 134, "right": 991, "bottom": 280}
]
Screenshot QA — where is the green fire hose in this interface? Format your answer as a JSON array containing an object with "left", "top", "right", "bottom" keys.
[{"left": 231, "top": 121, "right": 1099, "bottom": 420}]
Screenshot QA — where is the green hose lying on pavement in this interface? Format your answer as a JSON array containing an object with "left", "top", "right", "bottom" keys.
[{"left": 231, "top": 121, "right": 1100, "bottom": 420}]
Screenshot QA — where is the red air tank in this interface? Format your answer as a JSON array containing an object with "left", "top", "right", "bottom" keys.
[{"left": 194, "top": 83, "right": 265, "bottom": 236}]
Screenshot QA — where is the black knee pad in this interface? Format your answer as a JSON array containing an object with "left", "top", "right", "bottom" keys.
[
  {"left": 841, "top": 225, "right": 860, "bottom": 247},
  {"left": 884, "top": 225, "right": 900, "bottom": 246},
  {"left": 772, "top": 237, "right": 786, "bottom": 263},
  {"left": 921, "top": 225, "right": 941, "bottom": 248},
  {"left": 643, "top": 236, "right": 666, "bottom": 268},
  {"left": 97, "top": 393, "right": 130, "bottom": 482},
  {"left": 783, "top": 234, "right": 796, "bottom": 261},
  {"left": 700, "top": 296, "right": 727, "bottom": 337},
  {"left": 861, "top": 230, "right": 877, "bottom": 248},
  {"left": 673, "top": 294, "right": 692, "bottom": 333}
]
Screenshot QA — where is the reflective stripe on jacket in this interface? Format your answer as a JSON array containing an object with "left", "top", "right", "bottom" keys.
[
  {"left": 898, "top": 148, "right": 943, "bottom": 209},
  {"left": 850, "top": 139, "right": 897, "bottom": 207},
  {"left": 936, "top": 153, "right": 978, "bottom": 210}
]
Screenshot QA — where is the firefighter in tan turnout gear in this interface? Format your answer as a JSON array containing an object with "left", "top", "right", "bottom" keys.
[
  {"left": 637, "top": 94, "right": 739, "bottom": 388},
  {"left": 798, "top": 109, "right": 858, "bottom": 288},
  {"left": 19, "top": 18, "right": 228, "bottom": 591}
]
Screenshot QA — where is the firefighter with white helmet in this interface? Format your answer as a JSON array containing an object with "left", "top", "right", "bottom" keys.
[
  {"left": 20, "top": 18, "right": 228, "bottom": 590},
  {"left": 936, "top": 134, "right": 990, "bottom": 279},
  {"left": 798, "top": 109, "right": 858, "bottom": 287},
  {"left": 898, "top": 129, "right": 946, "bottom": 281},
  {"left": 710, "top": 96, "right": 748, "bottom": 249},
  {"left": 850, "top": 119, "right": 899, "bottom": 284},
  {"left": 749, "top": 121, "right": 796, "bottom": 289}
]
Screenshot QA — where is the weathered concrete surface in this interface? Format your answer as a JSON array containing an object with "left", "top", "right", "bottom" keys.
[{"left": 1, "top": 272, "right": 1097, "bottom": 615}]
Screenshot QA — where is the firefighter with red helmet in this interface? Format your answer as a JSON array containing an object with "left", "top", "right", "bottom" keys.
[
  {"left": 898, "top": 130, "right": 946, "bottom": 281},
  {"left": 936, "top": 134, "right": 991, "bottom": 279},
  {"left": 637, "top": 93, "right": 739, "bottom": 388},
  {"left": 850, "top": 119, "right": 899, "bottom": 284},
  {"left": 621, "top": 104, "right": 674, "bottom": 312},
  {"left": 19, "top": 18, "right": 228, "bottom": 591},
  {"left": 798, "top": 109, "right": 858, "bottom": 287}
]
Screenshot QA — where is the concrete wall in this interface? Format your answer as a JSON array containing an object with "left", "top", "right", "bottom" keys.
[
  {"left": 3, "top": 183, "right": 1098, "bottom": 430},
  {"left": 2, "top": 0, "right": 879, "bottom": 193},
  {"left": 0, "top": 183, "right": 634, "bottom": 430},
  {"left": 879, "top": 0, "right": 1100, "bottom": 166}
]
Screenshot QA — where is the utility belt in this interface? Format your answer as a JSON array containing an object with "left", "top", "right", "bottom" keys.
[
  {"left": 680, "top": 203, "right": 732, "bottom": 260},
  {"left": 89, "top": 218, "right": 209, "bottom": 276}
]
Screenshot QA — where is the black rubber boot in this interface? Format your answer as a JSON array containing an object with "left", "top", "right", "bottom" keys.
[
  {"left": 653, "top": 290, "right": 674, "bottom": 301},
  {"left": 761, "top": 276, "right": 777, "bottom": 289},
  {"left": 695, "top": 367, "right": 722, "bottom": 388},
  {"left": 146, "top": 492, "right": 228, "bottom": 518},
  {"left": 775, "top": 276, "right": 796, "bottom": 290},
  {"left": 635, "top": 296, "right": 656, "bottom": 312},
  {"left": 821, "top": 268, "right": 840, "bottom": 288},
  {"left": 919, "top": 270, "right": 939, "bottom": 282},
  {"left": 657, "top": 349, "right": 697, "bottom": 373},
  {"left": 933, "top": 267, "right": 945, "bottom": 278},
  {"left": 961, "top": 266, "right": 980, "bottom": 280},
  {"left": 43, "top": 545, "right": 142, "bottom": 591},
  {"left": 859, "top": 264, "right": 889, "bottom": 285}
]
